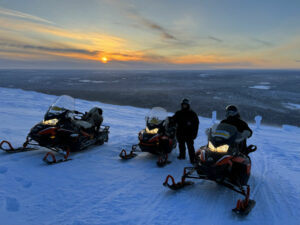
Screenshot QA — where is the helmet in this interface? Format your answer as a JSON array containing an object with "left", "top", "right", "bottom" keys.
[
  {"left": 181, "top": 98, "right": 190, "bottom": 105},
  {"left": 225, "top": 105, "right": 239, "bottom": 118}
]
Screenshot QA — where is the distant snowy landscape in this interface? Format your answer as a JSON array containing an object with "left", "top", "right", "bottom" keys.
[
  {"left": 249, "top": 85, "right": 271, "bottom": 90},
  {"left": 0, "top": 87, "right": 300, "bottom": 225}
]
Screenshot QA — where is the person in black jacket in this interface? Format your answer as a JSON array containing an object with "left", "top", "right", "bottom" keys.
[
  {"left": 220, "top": 105, "right": 252, "bottom": 153},
  {"left": 173, "top": 99, "right": 199, "bottom": 163}
]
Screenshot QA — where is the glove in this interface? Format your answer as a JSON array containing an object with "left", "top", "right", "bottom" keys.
[
  {"left": 205, "top": 128, "right": 211, "bottom": 136},
  {"left": 242, "top": 130, "right": 251, "bottom": 138},
  {"left": 235, "top": 130, "right": 251, "bottom": 143}
]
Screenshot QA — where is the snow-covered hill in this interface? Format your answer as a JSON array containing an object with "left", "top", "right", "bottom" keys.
[{"left": 0, "top": 87, "right": 299, "bottom": 225}]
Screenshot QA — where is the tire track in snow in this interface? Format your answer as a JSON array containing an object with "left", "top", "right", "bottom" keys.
[
  {"left": 5, "top": 197, "right": 20, "bottom": 212},
  {"left": 0, "top": 166, "right": 8, "bottom": 174},
  {"left": 250, "top": 136, "right": 299, "bottom": 224},
  {"left": 251, "top": 144, "right": 268, "bottom": 197}
]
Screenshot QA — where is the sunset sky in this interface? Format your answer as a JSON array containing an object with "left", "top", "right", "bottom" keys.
[{"left": 0, "top": 0, "right": 300, "bottom": 69}]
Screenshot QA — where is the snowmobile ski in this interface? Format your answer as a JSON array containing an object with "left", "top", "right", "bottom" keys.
[
  {"left": 43, "top": 148, "right": 71, "bottom": 165},
  {"left": 156, "top": 154, "right": 171, "bottom": 167},
  {"left": 163, "top": 174, "right": 194, "bottom": 190},
  {"left": 163, "top": 167, "right": 195, "bottom": 189},
  {"left": 119, "top": 144, "right": 139, "bottom": 159},
  {"left": 0, "top": 140, "right": 37, "bottom": 153},
  {"left": 119, "top": 149, "right": 137, "bottom": 159},
  {"left": 232, "top": 185, "right": 256, "bottom": 215},
  {"left": 233, "top": 199, "right": 256, "bottom": 215}
]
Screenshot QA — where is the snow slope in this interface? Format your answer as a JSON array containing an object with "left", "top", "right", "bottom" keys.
[{"left": 0, "top": 87, "right": 300, "bottom": 225}]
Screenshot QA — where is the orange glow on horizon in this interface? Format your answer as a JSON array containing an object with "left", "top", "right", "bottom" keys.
[{"left": 101, "top": 56, "right": 108, "bottom": 63}]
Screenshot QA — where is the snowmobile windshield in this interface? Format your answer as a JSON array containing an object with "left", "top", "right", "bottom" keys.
[
  {"left": 44, "top": 95, "right": 75, "bottom": 121},
  {"left": 145, "top": 107, "right": 168, "bottom": 130},
  {"left": 209, "top": 123, "right": 238, "bottom": 147}
]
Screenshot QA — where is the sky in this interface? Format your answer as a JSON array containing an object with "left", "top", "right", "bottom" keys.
[{"left": 0, "top": 0, "right": 300, "bottom": 69}]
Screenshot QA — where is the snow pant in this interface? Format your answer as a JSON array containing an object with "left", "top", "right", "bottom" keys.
[{"left": 177, "top": 138, "right": 196, "bottom": 163}]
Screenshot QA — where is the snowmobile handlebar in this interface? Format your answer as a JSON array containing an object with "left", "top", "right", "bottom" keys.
[{"left": 73, "top": 110, "right": 83, "bottom": 115}]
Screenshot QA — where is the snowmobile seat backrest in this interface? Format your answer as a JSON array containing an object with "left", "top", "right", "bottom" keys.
[
  {"left": 74, "top": 120, "right": 93, "bottom": 129},
  {"left": 83, "top": 107, "right": 103, "bottom": 127}
]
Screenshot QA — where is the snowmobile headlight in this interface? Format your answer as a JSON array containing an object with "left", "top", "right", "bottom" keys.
[
  {"left": 43, "top": 119, "right": 58, "bottom": 125},
  {"left": 145, "top": 127, "right": 159, "bottom": 134},
  {"left": 208, "top": 141, "right": 229, "bottom": 153}
]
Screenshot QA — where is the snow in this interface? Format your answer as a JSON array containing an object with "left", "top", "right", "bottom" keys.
[
  {"left": 78, "top": 79, "right": 119, "bottom": 84},
  {"left": 249, "top": 85, "right": 271, "bottom": 90},
  {"left": 283, "top": 103, "right": 300, "bottom": 110},
  {"left": 0, "top": 87, "right": 300, "bottom": 225},
  {"left": 259, "top": 82, "right": 270, "bottom": 85},
  {"left": 198, "top": 73, "right": 210, "bottom": 78}
]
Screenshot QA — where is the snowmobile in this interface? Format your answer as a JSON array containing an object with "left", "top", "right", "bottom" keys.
[
  {"left": 119, "top": 107, "right": 177, "bottom": 167},
  {"left": 0, "top": 95, "right": 109, "bottom": 164},
  {"left": 163, "top": 123, "right": 257, "bottom": 215}
]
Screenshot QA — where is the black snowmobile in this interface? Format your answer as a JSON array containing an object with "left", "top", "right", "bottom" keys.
[
  {"left": 119, "top": 107, "right": 177, "bottom": 167},
  {"left": 0, "top": 95, "right": 109, "bottom": 164},
  {"left": 163, "top": 123, "right": 257, "bottom": 215}
]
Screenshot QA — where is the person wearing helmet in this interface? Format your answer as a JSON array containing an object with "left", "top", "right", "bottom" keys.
[
  {"left": 221, "top": 105, "right": 252, "bottom": 153},
  {"left": 173, "top": 98, "right": 199, "bottom": 163}
]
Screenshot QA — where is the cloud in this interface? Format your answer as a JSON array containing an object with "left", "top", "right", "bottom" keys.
[
  {"left": 0, "top": 16, "right": 128, "bottom": 58},
  {"left": 126, "top": 8, "right": 177, "bottom": 41},
  {"left": 0, "top": 37, "right": 155, "bottom": 63},
  {"left": 0, "top": 7, "right": 54, "bottom": 24},
  {"left": 208, "top": 36, "right": 223, "bottom": 42},
  {"left": 105, "top": 0, "right": 176, "bottom": 41},
  {"left": 0, "top": 41, "right": 100, "bottom": 56},
  {"left": 251, "top": 38, "right": 273, "bottom": 46}
]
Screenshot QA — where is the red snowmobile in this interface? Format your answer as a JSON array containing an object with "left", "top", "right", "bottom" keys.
[
  {"left": 119, "top": 107, "right": 177, "bottom": 167},
  {"left": 0, "top": 95, "right": 109, "bottom": 164},
  {"left": 163, "top": 123, "right": 257, "bottom": 215}
]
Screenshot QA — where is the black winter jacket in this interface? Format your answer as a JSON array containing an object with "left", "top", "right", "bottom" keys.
[
  {"left": 173, "top": 109, "right": 199, "bottom": 140},
  {"left": 220, "top": 116, "right": 252, "bottom": 137}
]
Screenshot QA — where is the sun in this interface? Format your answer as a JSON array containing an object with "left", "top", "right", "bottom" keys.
[{"left": 101, "top": 56, "right": 108, "bottom": 63}]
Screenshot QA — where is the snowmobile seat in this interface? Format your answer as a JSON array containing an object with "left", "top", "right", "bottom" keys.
[{"left": 74, "top": 120, "right": 93, "bottom": 129}]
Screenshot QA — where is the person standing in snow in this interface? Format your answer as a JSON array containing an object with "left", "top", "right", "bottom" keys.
[
  {"left": 173, "top": 99, "right": 199, "bottom": 163},
  {"left": 220, "top": 105, "right": 252, "bottom": 154}
]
